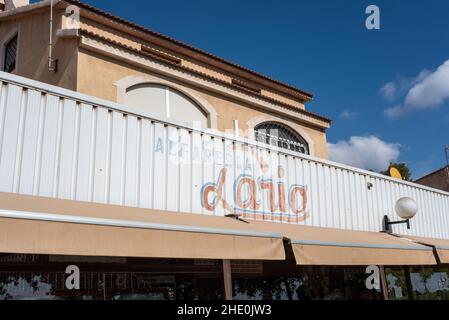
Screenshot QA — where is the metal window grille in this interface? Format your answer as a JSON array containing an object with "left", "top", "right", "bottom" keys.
[
  {"left": 254, "top": 122, "right": 309, "bottom": 154},
  {"left": 3, "top": 34, "right": 18, "bottom": 73}
]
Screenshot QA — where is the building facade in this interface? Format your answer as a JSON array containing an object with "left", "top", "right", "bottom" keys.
[
  {"left": 416, "top": 166, "right": 449, "bottom": 193},
  {"left": 0, "top": 0, "right": 330, "bottom": 159},
  {"left": 0, "top": 0, "right": 449, "bottom": 301}
]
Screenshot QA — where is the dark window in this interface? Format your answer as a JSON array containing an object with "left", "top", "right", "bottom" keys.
[
  {"left": 254, "top": 122, "right": 309, "bottom": 155},
  {"left": 3, "top": 34, "right": 18, "bottom": 73}
]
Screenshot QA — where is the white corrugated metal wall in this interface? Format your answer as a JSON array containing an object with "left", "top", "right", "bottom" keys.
[{"left": 0, "top": 72, "right": 448, "bottom": 239}]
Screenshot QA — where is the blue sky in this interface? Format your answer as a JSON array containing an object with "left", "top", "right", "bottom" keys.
[{"left": 69, "top": 0, "right": 449, "bottom": 178}]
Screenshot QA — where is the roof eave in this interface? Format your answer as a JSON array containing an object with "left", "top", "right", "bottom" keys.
[{"left": 63, "top": 0, "right": 314, "bottom": 103}]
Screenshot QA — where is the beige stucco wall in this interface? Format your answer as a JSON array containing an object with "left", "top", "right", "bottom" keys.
[
  {"left": 0, "top": 9, "right": 78, "bottom": 90},
  {"left": 78, "top": 13, "right": 306, "bottom": 111},
  {"left": 77, "top": 49, "right": 329, "bottom": 159}
]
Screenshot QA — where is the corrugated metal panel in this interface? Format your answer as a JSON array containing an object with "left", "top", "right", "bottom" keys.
[{"left": 1, "top": 72, "right": 448, "bottom": 239}]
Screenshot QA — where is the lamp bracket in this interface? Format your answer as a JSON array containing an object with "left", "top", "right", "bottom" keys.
[{"left": 382, "top": 215, "right": 410, "bottom": 233}]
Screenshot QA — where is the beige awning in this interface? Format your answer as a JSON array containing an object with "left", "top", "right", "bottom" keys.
[
  {"left": 0, "top": 192, "right": 440, "bottom": 266},
  {"left": 0, "top": 193, "right": 285, "bottom": 261},
  {"left": 401, "top": 235, "right": 449, "bottom": 264},
  {"left": 249, "top": 221, "right": 437, "bottom": 266}
]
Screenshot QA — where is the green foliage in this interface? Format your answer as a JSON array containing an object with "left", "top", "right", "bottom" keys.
[{"left": 381, "top": 162, "right": 412, "bottom": 181}]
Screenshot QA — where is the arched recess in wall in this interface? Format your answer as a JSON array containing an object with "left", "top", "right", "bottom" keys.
[
  {"left": 123, "top": 83, "right": 209, "bottom": 128},
  {"left": 254, "top": 121, "right": 311, "bottom": 155}
]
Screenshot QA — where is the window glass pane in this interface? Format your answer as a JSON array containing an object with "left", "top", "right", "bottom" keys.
[
  {"left": 254, "top": 122, "right": 309, "bottom": 154},
  {"left": 410, "top": 267, "right": 449, "bottom": 300},
  {"left": 385, "top": 267, "right": 409, "bottom": 300},
  {"left": 0, "top": 255, "right": 224, "bottom": 300},
  {"left": 232, "top": 263, "right": 380, "bottom": 300},
  {"left": 168, "top": 88, "right": 207, "bottom": 127},
  {"left": 0, "top": 273, "right": 55, "bottom": 300},
  {"left": 124, "top": 84, "right": 167, "bottom": 120},
  {"left": 344, "top": 267, "right": 381, "bottom": 300},
  {"left": 293, "top": 267, "right": 345, "bottom": 300},
  {"left": 124, "top": 85, "right": 208, "bottom": 127},
  {"left": 0, "top": 255, "right": 394, "bottom": 300},
  {"left": 175, "top": 275, "right": 224, "bottom": 300},
  {"left": 233, "top": 277, "right": 302, "bottom": 300}
]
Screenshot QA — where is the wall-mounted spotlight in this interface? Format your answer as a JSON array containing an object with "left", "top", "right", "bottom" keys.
[{"left": 382, "top": 197, "right": 417, "bottom": 233}]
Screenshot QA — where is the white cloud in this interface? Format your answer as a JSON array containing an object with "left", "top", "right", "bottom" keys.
[
  {"left": 379, "top": 82, "right": 397, "bottom": 101},
  {"left": 380, "top": 70, "right": 431, "bottom": 103},
  {"left": 328, "top": 135, "right": 400, "bottom": 171},
  {"left": 339, "top": 109, "right": 359, "bottom": 119},
  {"left": 405, "top": 60, "right": 449, "bottom": 108},
  {"left": 382, "top": 60, "right": 449, "bottom": 118},
  {"left": 384, "top": 104, "right": 407, "bottom": 118}
]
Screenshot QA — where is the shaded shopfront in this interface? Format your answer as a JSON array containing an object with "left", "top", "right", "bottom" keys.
[
  {"left": 0, "top": 255, "right": 384, "bottom": 300},
  {"left": 0, "top": 255, "right": 448, "bottom": 300}
]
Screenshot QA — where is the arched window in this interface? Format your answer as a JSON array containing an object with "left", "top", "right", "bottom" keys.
[
  {"left": 124, "top": 84, "right": 208, "bottom": 127},
  {"left": 254, "top": 122, "right": 309, "bottom": 154}
]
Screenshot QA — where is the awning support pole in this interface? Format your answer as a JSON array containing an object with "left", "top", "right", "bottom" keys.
[
  {"left": 223, "top": 259, "right": 233, "bottom": 300},
  {"left": 379, "top": 265, "right": 389, "bottom": 300}
]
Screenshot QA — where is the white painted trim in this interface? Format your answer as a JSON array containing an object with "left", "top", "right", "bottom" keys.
[
  {"left": 165, "top": 84, "right": 170, "bottom": 118},
  {"left": 1, "top": 70, "right": 448, "bottom": 197},
  {"left": 0, "top": 208, "right": 283, "bottom": 239},
  {"left": 246, "top": 115, "right": 316, "bottom": 156},
  {"left": 233, "top": 119, "right": 239, "bottom": 137},
  {"left": 115, "top": 75, "right": 218, "bottom": 129}
]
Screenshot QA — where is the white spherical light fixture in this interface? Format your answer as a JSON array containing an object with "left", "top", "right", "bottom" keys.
[{"left": 395, "top": 197, "right": 418, "bottom": 220}]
